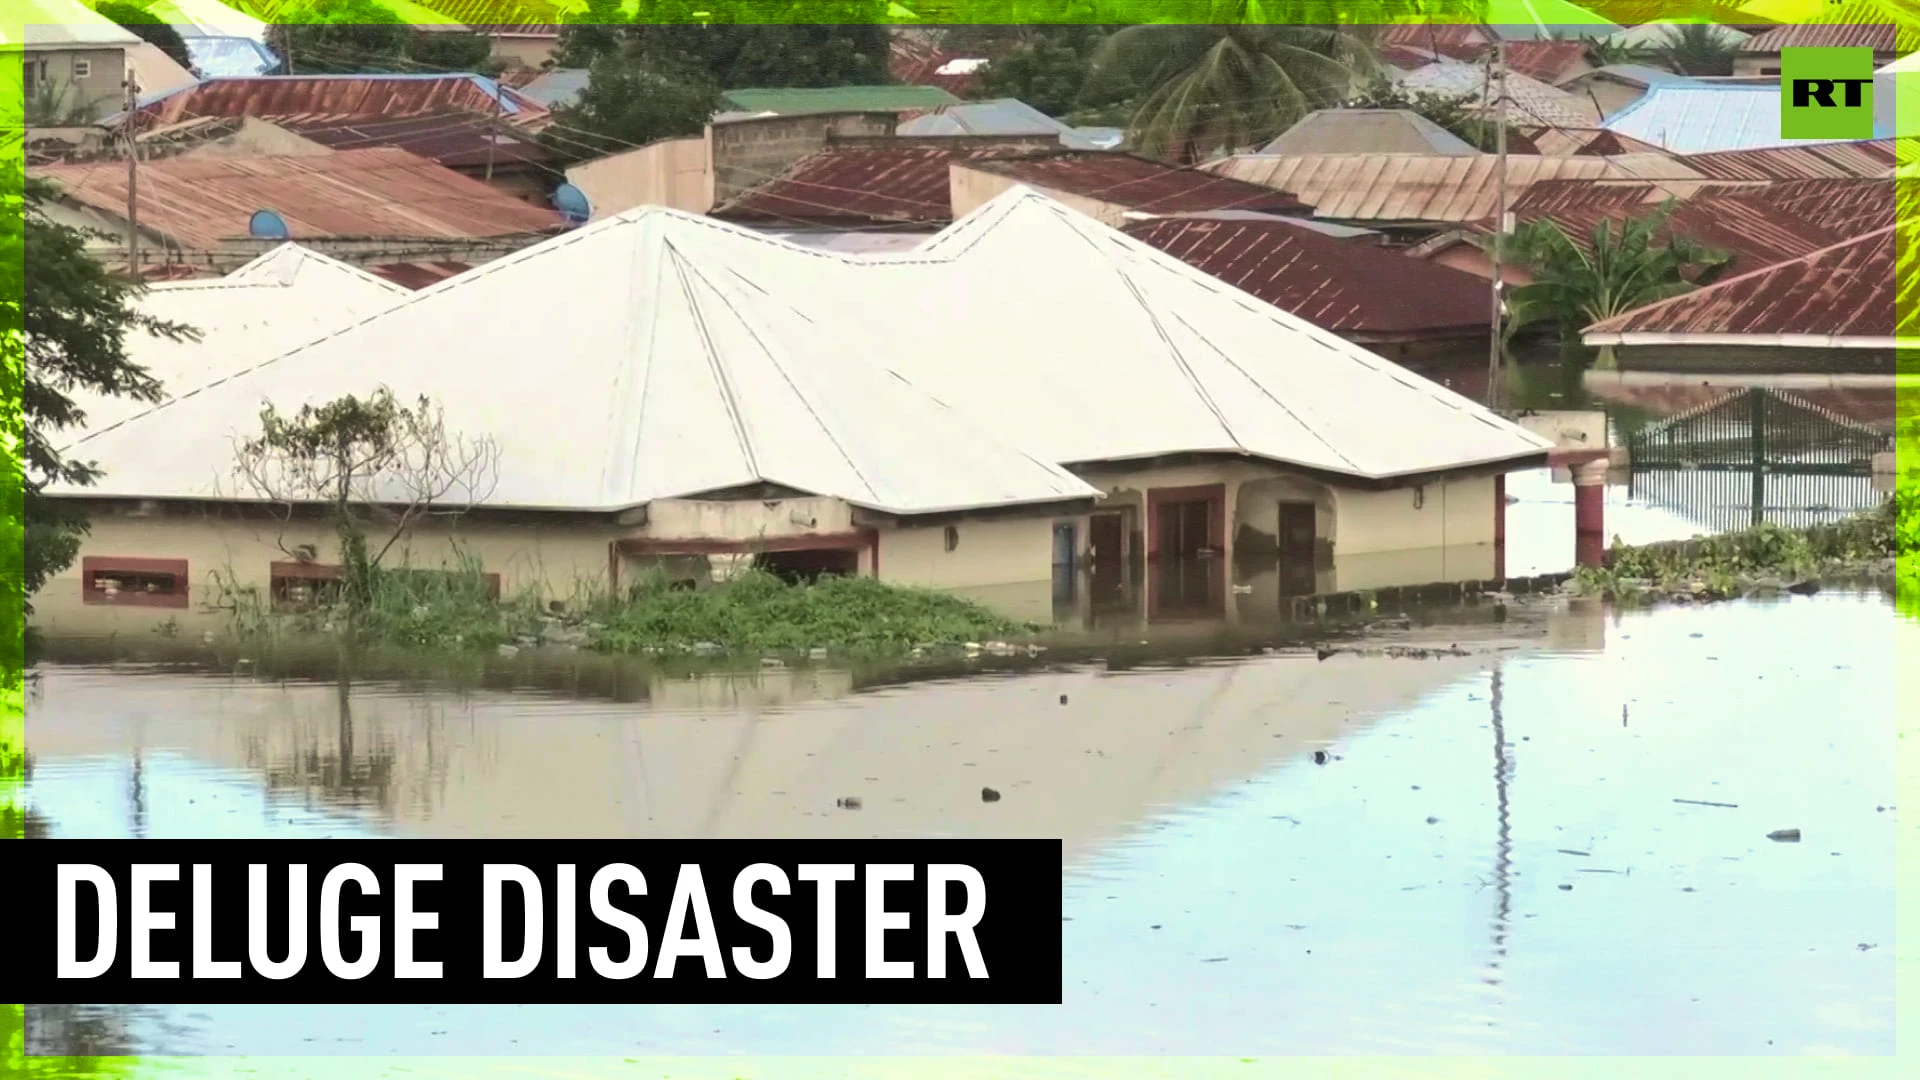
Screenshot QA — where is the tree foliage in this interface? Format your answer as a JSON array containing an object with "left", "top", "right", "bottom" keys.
[
  {"left": 1494, "top": 201, "right": 1734, "bottom": 342},
  {"left": 544, "top": 52, "right": 720, "bottom": 161},
  {"left": 266, "top": 0, "right": 496, "bottom": 75},
  {"left": 1344, "top": 74, "right": 1524, "bottom": 152},
  {"left": 1654, "top": 23, "right": 1742, "bottom": 77},
  {"left": 97, "top": 2, "right": 196, "bottom": 74},
  {"left": 557, "top": 2, "right": 892, "bottom": 88},
  {"left": 233, "top": 389, "right": 500, "bottom": 616},
  {"left": 976, "top": 28, "right": 1107, "bottom": 115},
  {"left": 5, "top": 172, "right": 198, "bottom": 610},
  {"left": 1081, "top": 23, "right": 1378, "bottom": 162}
]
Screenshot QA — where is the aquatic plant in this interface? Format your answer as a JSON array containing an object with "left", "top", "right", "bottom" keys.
[
  {"left": 586, "top": 570, "right": 1039, "bottom": 656},
  {"left": 1573, "top": 492, "right": 1913, "bottom": 605}
]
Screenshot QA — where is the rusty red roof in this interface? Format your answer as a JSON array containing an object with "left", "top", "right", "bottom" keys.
[
  {"left": 1121, "top": 216, "right": 1489, "bottom": 339},
  {"left": 31, "top": 148, "right": 566, "bottom": 249},
  {"left": 1488, "top": 188, "right": 1843, "bottom": 274},
  {"left": 963, "top": 152, "right": 1311, "bottom": 215},
  {"left": 1503, "top": 40, "right": 1593, "bottom": 83},
  {"left": 137, "top": 75, "right": 551, "bottom": 127},
  {"left": 1733, "top": 178, "right": 1895, "bottom": 237},
  {"left": 1739, "top": 4, "right": 1920, "bottom": 52},
  {"left": 1375, "top": 23, "right": 1491, "bottom": 59},
  {"left": 1511, "top": 179, "right": 1664, "bottom": 213},
  {"left": 279, "top": 111, "right": 553, "bottom": 172},
  {"left": 712, "top": 139, "right": 1056, "bottom": 227},
  {"left": 1585, "top": 223, "right": 1909, "bottom": 341},
  {"left": 1680, "top": 140, "right": 1899, "bottom": 180},
  {"left": 368, "top": 260, "right": 476, "bottom": 289}
]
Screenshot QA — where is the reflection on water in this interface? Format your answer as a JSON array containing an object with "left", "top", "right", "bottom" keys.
[{"left": 24, "top": 594, "right": 1900, "bottom": 1056}]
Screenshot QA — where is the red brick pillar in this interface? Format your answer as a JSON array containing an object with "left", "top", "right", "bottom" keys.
[
  {"left": 1572, "top": 458, "right": 1608, "bottom": 569},
  {"left": 1493, "top": 473, "right": 1507, "bottom": 581}
]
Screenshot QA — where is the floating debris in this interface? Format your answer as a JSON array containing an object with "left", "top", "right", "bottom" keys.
[
  {"left": 980, "top": 787, "right": 1002, "bottom": 803},
  {"left": 1312, "top": 750, "right": 1329, "bottom": 765},
  {"left": 1767, "top": 828, "right": 1802, "bottom": 843},
  {"left": 1674, "top": 798, "right": 1740, "bottom": 809},
  {"left": 835, "top": 797, "right": 862, "bottom": 810}
]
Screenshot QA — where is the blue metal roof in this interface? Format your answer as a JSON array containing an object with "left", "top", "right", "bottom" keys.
[
  {"left": 1603, "top": 84, "right": 1860, "bottom": 153},
  {"left": 517, "top": 68, "right": 589, "bottom": 109},
  {"left": 180, "top": 34, "right": 280, "bottom": 78}
]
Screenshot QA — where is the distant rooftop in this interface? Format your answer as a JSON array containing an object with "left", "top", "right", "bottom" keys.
[
  {"left": 718, "top": 85, "right": 962, "bottom": 116},
  {"left": 896, "top": 98, "right": 1110, "bottom": 150},
  {"left": 1604, "top": 84, "right": 1862, "bottom": 153},
  {"left": 1260, "top": 109, "right": 1480, "bottom": 157},
  {"left": 961, "top": 152, "right": 1310, "bottom": 216}
]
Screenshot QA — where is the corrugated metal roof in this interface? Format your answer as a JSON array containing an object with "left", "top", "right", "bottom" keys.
[
  {"left": 961, "top": 152, "right": 1310, "bottom": 215},
  {"left": 1491, "top": 191, "right": 1844, "bottom": 272},
  {"left": 718, "top": 85, "right": 961, "bottom": 116},
  {"left": 281, "top": 110, "right": 554, "bottom": 171},
  {"left": 1514, "top": 126, "right": 1673, "bottom": 156},
  {"left": 896, "top": 98, "right": 1107, "bottom": 149},
  {"left": 1202, "top": 153, "right": 1687, "bottom": 222},
  {"left": 49, "top": 189, "right": 1554, "bottom": 515},
  {"left": 1737, "top": 177, "right": 1896, "bottom": 236},
  {"left": 180, "top": 35, "right": 281, "bottom": 78},
  {"left": 32, "top": 147, "right": 567, "bottom": 248},
  {"left": 62, "top": 243, "right": 408, "bottom": 444},
  {"left": 1258, "top": 109, "right": 1480, "bottom": 156},
  {"left": 1585, "top": 223, "right": 1909, "bottom": 341},
  {"left": 1511, "top": 178, "right": 1665, "bottom": 211},
  {"left": 713, "top": 141, "right": 1053, "bottom": 227},
  {"left": 1503, "top": 39, "right": 1594, "bottom": 83},
  {"left": 515, "top": 67, "right": 588, "bottom": 108},
  {"left": 1604, "top": 84, "right": 1855, "bottom": 153},
  {"left": 1375, "top": 22, "right": 1493, "bottom": 57},
  {"left": 1741, "top": 6, "right": 1920, "bottom": 53},
  {"left": 1120, "top": 217, "right": 1491, "bottom": 338},
  {"left": 1680, "top": 139, "right": 1900, "bottom": 179},
  {"left": 1394, "top": 60, "right": 1597, "bottom": 127},
  {"left": 1571, "top": 64, "right": 1707, "bottom": 89},
  {"left": 129, "top": 73, "right": 550, "bottom": 125}
]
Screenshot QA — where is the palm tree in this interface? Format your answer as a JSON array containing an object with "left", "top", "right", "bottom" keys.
[
  {"left": 1493, "top": 200, "right": 1733, "bottom": 361},
  {"left": 1655, "top": 23, "right": 1741, "bottom": 77},
  {"left": 1080, "top": 21, "right": 1379, "bottom": 162}
]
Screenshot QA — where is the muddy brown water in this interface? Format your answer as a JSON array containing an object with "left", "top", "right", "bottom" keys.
[{"left": 22, "top": 591, "right": 1901, "bottom": 1056}]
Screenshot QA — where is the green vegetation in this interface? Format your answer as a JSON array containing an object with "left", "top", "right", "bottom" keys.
[
  {"left": 1571, "top": 487, "right": 1917, "bottom": 606},
  {"left": 1494, "top": 200, "right": 1732, "bottom": 349},
  {"left": 210, "top": 561, "right": 1039, "bottom": 659},
  {"left": 10, "top": 172, "right": 197, "bottom": 616},
  {"left": 266, "top": 0, "right": 497, "bottom": 76},
  {"left": 97, "top": 1, "right": 196, "bottom": 73},
  {"left": 1653, "top": 23, "right": 1742, "bottom": 78}
]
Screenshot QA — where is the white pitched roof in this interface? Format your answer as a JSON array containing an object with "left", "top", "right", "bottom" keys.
[
  {"left": 52, "top": 217, "right": 1099, "bottom": 516},
  {"left": 54, "top": 192, "right": 1552, "bottom": 516},
  {"left": 64, "top": 245, "right": 408, "bottom": 443},
  {"left": 879, "top": 191, "right": 1555, "bottom": 478}
]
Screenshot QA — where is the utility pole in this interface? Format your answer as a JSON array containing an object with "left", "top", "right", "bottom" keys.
[
  {"left": 122, "top": 71, "right": 140, "bottom": 276},
  {"left": 484, "top": 79, "right": 502, "bottom": 183},
  {"left": 1487, "top": 38, "right": 1509, "bottom": 413}
]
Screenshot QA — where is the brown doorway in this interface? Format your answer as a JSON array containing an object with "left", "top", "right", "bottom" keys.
[
  {"left": 1148, "top": 484, "right": 1223, "bottom": 560},
  {"left": 1089, "top": 512, "right": 1124, "bottom": 567},
  {"left": 1277, "top": 500, "right": 1318, "bottom": 597}
]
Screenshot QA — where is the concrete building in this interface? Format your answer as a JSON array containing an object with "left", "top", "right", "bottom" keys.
[
  {"left": 35, "top": 189, "right": 1554, "bottom": 634},
  {"left": 9, "top": 0, "right": 142, "bottom": 122}
]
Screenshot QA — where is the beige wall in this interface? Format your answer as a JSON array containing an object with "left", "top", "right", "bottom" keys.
[
  {"left": 489, "top": 35, "right": 559, "bottom": 70},
  {"left": 34, "top": 508, "right": 624, "bottom": 636},
  {"left": 567, "top": 134, "right": 714, "bottom": 218},
  {"left": 644, "top": 496, "right": 856, "bottom": 540},
  {"left": 24, "top": 47, "right": 125, "bottom": 122},
  {"left": 877, "top": 516, "right": 1057, "bottom": 590},
  {"left": 708, "top": 111, "right": 896, "bottom": 206},
  {"left": 1332, "top": 475, "right": 1496, "bottom": 557}
]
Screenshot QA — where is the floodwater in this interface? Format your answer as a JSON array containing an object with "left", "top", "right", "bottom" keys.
[{"left": 24, "top": 591, "right": 1903, "bottom": 1056}]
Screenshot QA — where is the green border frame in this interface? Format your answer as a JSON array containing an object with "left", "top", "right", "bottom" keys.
[{"left": 4, "top": 1, "right": 1915, "bottom": 1077}]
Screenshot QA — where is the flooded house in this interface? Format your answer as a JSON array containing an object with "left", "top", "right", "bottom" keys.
[{"left": 36, "top": 188, "right": 1554, "bottom": 633}]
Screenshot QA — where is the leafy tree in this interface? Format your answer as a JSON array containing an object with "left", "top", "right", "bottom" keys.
[
  {"left": 405, "top": 29, "right": 496, "bottom": 74},
  {"left": 266, "top": 0, "right": 410, "bottom": 73},
  {"left": 976, "top": 28, "right": 1106, "bottom": 115},
  {"left": 1345, "top": 74, "right": 1524, "bottom": 151},
  {"left": 543, "top": 51, "right": 720, "bottom": 161},
  {"left": 3, "top": 172, "right": 198, "bottom": 614},
  {"left": 1654, "top": 23, "right": 1741, "bottom": 77},
  {"left": 1081, "top": 23, "right": 1379, "bottom": 162},
  {"left": 97, "top": 2, "right": 196, "bottom": 74},
  {"left": 555, "top": 0, "right": 634, "bottom": 67},
  {"left": 563, "top": 2, "right": 893, "bottom": 89},
  {"left": 232, "top": 389, "right": 499, "bottom": 619},
  {"left": 1493, "top": 201, "right": 1733, "bottom": 348}
]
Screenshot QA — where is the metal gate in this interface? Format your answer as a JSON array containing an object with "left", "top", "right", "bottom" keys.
[{"left": 1626, "top": 388, "right": 1893, "bottom": 532}]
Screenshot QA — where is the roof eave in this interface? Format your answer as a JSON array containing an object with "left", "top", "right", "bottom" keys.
[{"left": 1582, "top": 331, "right": 1898, "bottom": 349}]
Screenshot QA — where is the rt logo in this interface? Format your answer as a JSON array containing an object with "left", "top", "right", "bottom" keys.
[{"left": 1780, "top": 46, "right": 1876, "bottom": 139}]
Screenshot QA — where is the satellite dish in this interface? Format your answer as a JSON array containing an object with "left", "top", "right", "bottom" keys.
[
  {"left": 551, "top": 183, "right": 592, "bottom": 226},
  {"left": 249, "top": 209, "right": 290, "bottom": 240}
]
